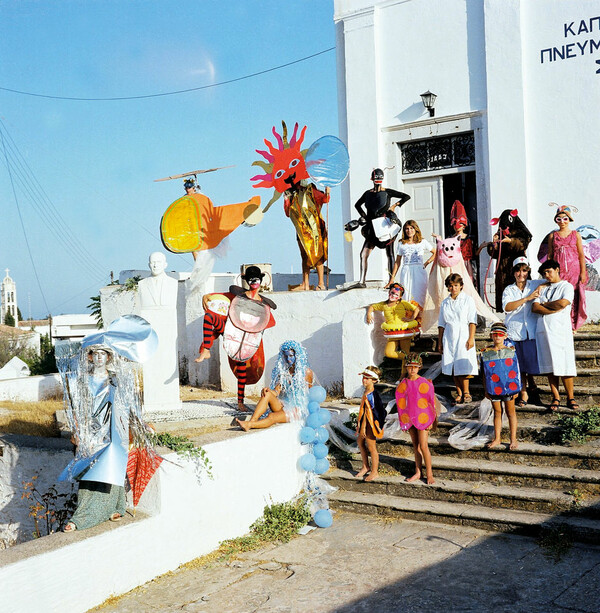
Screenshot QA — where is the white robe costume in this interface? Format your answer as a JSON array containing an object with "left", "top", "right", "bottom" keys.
[
  {"left": 438, "top": 292, "right": 479, "bottom": 376},
  {"left": 422, "top": 241, "right": 499, "bottom": 333},
  {"left": 535, "top": 280, "right": 577, "bottom": 376}
]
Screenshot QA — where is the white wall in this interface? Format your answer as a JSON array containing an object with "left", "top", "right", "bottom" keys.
[
  {"left": 519, "top": 0, "right": 600, "bottom": 318},
  {"left": 0, "top": 424, "right": 305, "bottom": 613},
  {"left": 0, "top": 373, "right": 62, "bottom": 402},
  {"left": 218, "top": 288, "right": 385, "bottom": 396},
  {"left": 0, "top": 436, "right": 74, "bottom": 547}
]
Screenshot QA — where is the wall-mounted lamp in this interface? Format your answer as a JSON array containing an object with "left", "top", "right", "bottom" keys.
[{"left": 420, "top": 90, "right": 437, "bottom": 117}]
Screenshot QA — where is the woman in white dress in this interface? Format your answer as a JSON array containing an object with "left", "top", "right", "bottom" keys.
[
  {"left": 437, "top": 273, "right": 478, "bottom": 405},
  {"left": 502, "top": 257, "right": 545, "bottom": 406},
  {"left": 532, "top": 259, "right": 578, "bottom": 411},
  {"left": 385, "top": 220, "right": 435, "bottom": 307}
]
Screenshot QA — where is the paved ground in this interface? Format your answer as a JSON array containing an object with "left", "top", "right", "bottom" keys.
[{"left": 93, "top": 512, "right": 600, "bottom": 613}]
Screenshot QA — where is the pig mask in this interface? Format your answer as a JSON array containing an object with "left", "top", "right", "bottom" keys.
[{"left": 436, "top": 236, "right": 463, "bottom": 267}]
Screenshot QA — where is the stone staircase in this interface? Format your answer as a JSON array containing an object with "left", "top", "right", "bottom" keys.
[{"left": 325, "top": 329, "right": 600, "bottom": 543}]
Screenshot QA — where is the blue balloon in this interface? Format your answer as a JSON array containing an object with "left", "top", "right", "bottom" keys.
[
  {"left": 299, "top": 453, "right": 316, "bottom": 472},
  {"left": 308, "top": 401, "right": 321, "bottom": 414},
  {"left": 318, "top": 408, "right": 331, "bottom": 425},
  {"left": 313, "top": 443, "right": 328, "bottom": 459},
  {"left": 314, "top": 508, "right": 333, "bottom": 528},
  {"left": 299, "top": 426, "right": 316, "bottom": 444},
  {"left": 309, "top": 386, "right": 327, "bottom": 404},
  {"left": 314, "top": 427, "right": 329, "bottom": 443},
  {"left": 306, "top": 412, "right": 321, "bottom": 429},
  {"left": 306, "top": 136, "right": 350, "bottom": 188},
  {"left": 314, "top": 458, "right": 329, "bottom": 474}
]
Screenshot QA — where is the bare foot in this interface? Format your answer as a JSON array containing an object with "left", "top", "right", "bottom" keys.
[
  {"left": 315, "top": 285, "right": 326, "bottom": 291},
  {"left": 426, "top": 474, "right": 435, "bottom": 485},
  {"left": 365, "top": 472, "right": 379, "bottom": 482},
  {"left": 486, "top": 440, "right": 502, "bottom": 449},
  {"left": 290, "top": 284, "right": 309, "bottom": 292},
  {"left": 406, "top": 472, "right": 421, "bottom": 482},
  {"left": 195, "top": 348, "right": 211, "bottom": 363},
  {"left": 236, "top": 418, "right": 251, "bottom": 432},
  {"left": 356, "top": 467, "right": 369, "bottom": 479},
  {"left": 237, "top": 403, "right": 251, "bottom": 412},
  {"left": 509, "top": 441, "right": 519, "bottom": 450}
]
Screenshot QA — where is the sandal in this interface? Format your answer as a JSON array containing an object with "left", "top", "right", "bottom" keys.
[
  {"left": 451, "top": 394, "right": 463, "bottom": 406},
  {"left": 549, "top": 398, "right": 561, "bottom": 412},
  {"left": 63, "top": 522, "right": 77, "bottom": 532},
  {"left": 516, "top": 398, "right": 527, "bottom": 408},
  {"left": 463, "top": 394, "right": 473, "bottom": 403},
  {"left": 110, "top": 513, "right": 123, "bottom": 522},
  {"left": 566, "top": 398, "right": 580, "bottom": 411}
]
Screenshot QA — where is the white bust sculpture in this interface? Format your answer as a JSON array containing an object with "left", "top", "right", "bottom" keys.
[
  {"left": 139, "top": 252, "right": 178, "bottom": 309},
  {"left": 138, "top": 252, "right": 180, "bottom": 412}
]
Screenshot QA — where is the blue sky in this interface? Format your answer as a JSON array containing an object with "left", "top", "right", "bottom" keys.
[{"left": 0, "top": 1, "right": 340, "bottom": 319}]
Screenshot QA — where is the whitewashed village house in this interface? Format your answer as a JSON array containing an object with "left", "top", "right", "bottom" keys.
[{"left": 334, "top": 0, "right": 600, "bottom": 317}]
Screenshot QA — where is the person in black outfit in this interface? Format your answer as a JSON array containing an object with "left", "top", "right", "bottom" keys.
[{"left": 352, "top": 168, "right": 410, "bottom": 286}]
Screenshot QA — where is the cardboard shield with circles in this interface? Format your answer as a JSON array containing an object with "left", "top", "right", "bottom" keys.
[{"left": 223, "top": 296, "right": 271, "bottom": 362}]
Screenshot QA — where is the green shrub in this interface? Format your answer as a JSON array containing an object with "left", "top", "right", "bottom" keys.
[{"left": 555, "top": 407, "right": 600, "bottom": 444}]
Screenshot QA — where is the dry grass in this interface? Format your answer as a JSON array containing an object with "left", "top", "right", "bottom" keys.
[
  {"left": 0, "top": 399, "right": 63, "bottom": 437},
  {"left": 180, "top": 385, "right": 234, "bottom": 402}
]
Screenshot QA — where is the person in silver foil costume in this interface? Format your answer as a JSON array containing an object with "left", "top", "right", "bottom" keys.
[{"left": 59, "top": 315, "right": 159, "bottom": 532}]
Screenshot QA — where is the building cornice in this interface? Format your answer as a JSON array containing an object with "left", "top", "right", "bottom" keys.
[{"left": 381, "top": 111, "right": 484, "bottom": 133}]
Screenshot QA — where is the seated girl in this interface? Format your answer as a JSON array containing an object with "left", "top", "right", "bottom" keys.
[{"left": 237, "top": 340, "right": 314, "bottom": 431}]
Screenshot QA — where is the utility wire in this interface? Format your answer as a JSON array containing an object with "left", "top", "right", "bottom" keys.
[
  {"left": 0, "top": 128, "right": 51, "bottom": 316},
  {"left": 0, "top": 119, "right": 107, "bottom": 275},
  {"left": 0, "top": 48, "right": 335, "bottom": 101},
  {"left": 0, "top": 122, "right": 108, "bottom": 282}
]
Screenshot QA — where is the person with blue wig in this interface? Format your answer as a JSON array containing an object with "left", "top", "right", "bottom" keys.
[{"left": 237, "top": 340, "right": 314, "bottom": 431}]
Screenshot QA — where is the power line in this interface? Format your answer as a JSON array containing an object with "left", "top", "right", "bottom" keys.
[
  {"left": 0, "top": 48, "right": 335, "bottom": 101},
  {"left": 0, "top": 120, "right": 108, "bottom": 282},
  {"left": 0, "top": 128, "right": 51, "bottom": 316}
]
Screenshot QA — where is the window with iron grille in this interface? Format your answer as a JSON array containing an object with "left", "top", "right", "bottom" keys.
[{"left": 400, "top": 132, "right": 475, "bottom": 174}]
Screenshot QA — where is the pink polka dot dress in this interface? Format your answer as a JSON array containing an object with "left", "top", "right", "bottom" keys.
[{"left": 396, "top": 376, "right": 436, "bottom": 430}]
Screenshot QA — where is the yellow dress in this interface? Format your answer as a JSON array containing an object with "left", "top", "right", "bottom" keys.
[{"left": 371, "top": 300, "right": 419, "bottom": 331}]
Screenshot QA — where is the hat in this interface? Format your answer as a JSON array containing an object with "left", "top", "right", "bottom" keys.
[
  {"left": 405, "top": 352, "right": 423, "bottom": 367},
  {"left": 490, "top": 322, "right": 508, "bottom": 336},
  {"left": 242, "top": 265, "right": 265, "bottom": 281},
  {"left": 450, "top": 200, "right": 468, "bottom": 230},
  {"left": 512, "top": 256, "right": 529, "bottom": 268},
  {"left": 550, "top": 202, "right": 577, "bottom": 221},
  {"left": 359, "top": 368, "right": 380, "bottom": 381}
]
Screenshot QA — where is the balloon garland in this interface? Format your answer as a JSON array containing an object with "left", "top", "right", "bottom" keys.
[{"left": 297, "top": 384, "right": 333, "bottom": 528}]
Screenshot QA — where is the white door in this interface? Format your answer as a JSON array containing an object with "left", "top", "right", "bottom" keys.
[{"left": 401, "top": 176, "right": 444, "bottom": 240}]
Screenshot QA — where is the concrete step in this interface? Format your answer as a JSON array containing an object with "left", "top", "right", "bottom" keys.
[
  {"left": 330, "top": 452, "right": 600, "bottom": 494},
  {"left": 372, "top": 436, "right": 600, "bottom": 470},
  {"left": 436, "top": 416, "right": 600, "bottom": 444},
  {"left": 431, "top": 381, "right": 600, "bottom": 407},
  {"left": 573, "top": 351, "right": 600, "bottom": 368},
  {"left": 325, "top": 468, "right": 600, "bottom": 517},
  {"left": 329, "top": 489, "right": 600, "bottom": 544}
]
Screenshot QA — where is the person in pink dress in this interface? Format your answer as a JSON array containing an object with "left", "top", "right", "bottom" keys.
[
  {"left": 396, "top": 353, "right": 439, "bottom": 485},
  {"left": 547, "top": 204, "right": 587, "bottom": 330}
]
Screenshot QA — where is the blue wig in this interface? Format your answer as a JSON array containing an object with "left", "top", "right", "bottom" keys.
[{"left": 270, "top": 340, "right": 311, "bottom": 415}]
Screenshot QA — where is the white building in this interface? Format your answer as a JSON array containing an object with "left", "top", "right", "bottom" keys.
[
  {"left": 334, "top": 0, "right": 600, "bottom": 317},
  {"left": 1, "top": 269, "right": 18, "bottom": 325},
  {"left": 51, "top": 314, "right": 101, "bottom": 342}
]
